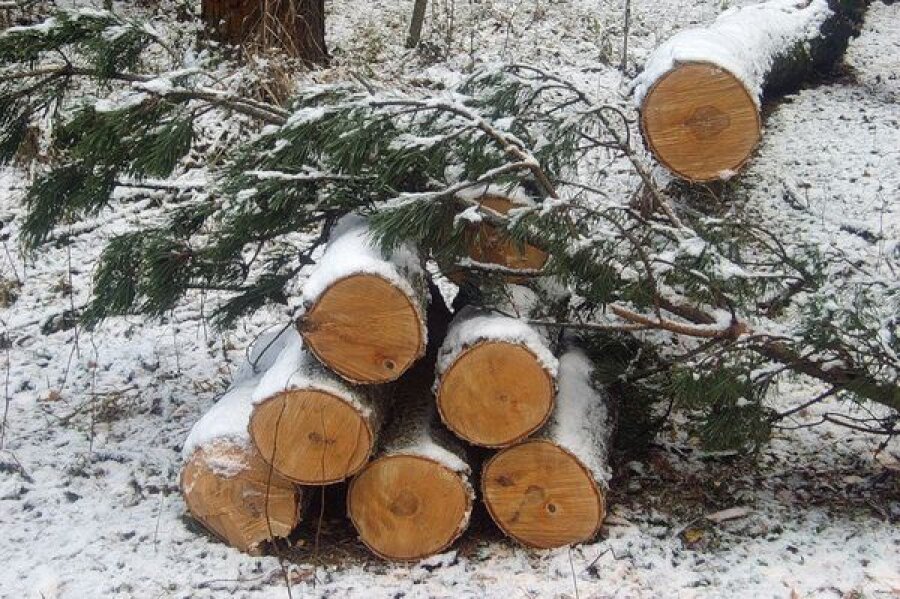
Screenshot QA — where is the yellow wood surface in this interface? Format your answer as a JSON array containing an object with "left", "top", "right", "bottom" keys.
[
  {"left": 181, "top": 442, "right": 301, "bottom": 553},
  {"left": 641, "top": 62, "right": 761, "bottom": 182},
  {"left": 482, "top": 440, "right": 604, "bottom": 549},
  {"left": 437, "top": 341, "right": 554, "bottom": 447},
  {"left": 468, "top": 196, "right": 549, "bottom": 275},
  {"left": 249, "top": 389, "right": 373, "bottom": 485},
  {"left": 302, "top": 274, "right": 424, "bottom": 384},
  {"left": 348, "top": 455, "right": 471, "bottom": 560}
]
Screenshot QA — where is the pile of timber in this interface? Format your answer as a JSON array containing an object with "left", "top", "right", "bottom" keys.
[{"left": 180, "top": 207, "right": 615, "bottom": 559}]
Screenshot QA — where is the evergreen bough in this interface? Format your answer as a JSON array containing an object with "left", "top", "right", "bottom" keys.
[{"left": 1, "top": 7, "right": 897, "bottom": 451}]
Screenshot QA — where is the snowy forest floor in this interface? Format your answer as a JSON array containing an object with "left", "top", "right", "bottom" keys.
[{"left": 1, "top": 0, "right": 899, "bottom": 597}]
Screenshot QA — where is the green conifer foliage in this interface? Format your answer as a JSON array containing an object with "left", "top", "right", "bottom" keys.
[{"left": 1, "top": 9, "right": 897, "bottom": 450}]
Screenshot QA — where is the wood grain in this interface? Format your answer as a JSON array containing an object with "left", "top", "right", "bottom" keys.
[{"left": 641, "top": 62, "right": 761, "bottom": 182}]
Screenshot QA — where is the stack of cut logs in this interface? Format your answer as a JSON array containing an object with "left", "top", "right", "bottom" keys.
[{"left": 180, "top": 207, "right": 615, "bottom": 560}]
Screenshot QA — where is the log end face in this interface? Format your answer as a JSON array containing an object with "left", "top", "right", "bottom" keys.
[
  {"left": 302, "top": 274, "right": 424, "bottom": 384},
  {"left": 482, "top": 440, "right": 604, "bottom": 549},
  {"left": 249, "top": 390, "right": 374, "bottom": 485},
  {"left": 181, "top": 442, "right": 301, "bottom": 553},
  {"left": 437, "top": 342, "right": 554, "bottom": 447},
  {"left": 348, "top": 455, "right": 472, "bottom": 560},
  {"left": 641, "top": 62, "right": 761, "bottom": 182}
]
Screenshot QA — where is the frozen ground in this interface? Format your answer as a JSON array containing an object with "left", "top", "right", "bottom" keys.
[{"left": 0, "top": 1, "right": 898, "bottom": 597}]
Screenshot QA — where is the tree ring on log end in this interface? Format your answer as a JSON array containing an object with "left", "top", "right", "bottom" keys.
[
  {"left": 181, "top": 442, "right": 301, "bottom": 554},
  {"left": 249, "top": 389, "right": 374, "bottom": 485},
  {"left": 348, "top": 455, "right": 472, "bottom": 561},
  {"left": 640, "top": 62, "right": 761, "bottom": 182},
  {"left": 301, "top": 274, "right": 425, "bottom": 384},
  {"left": 437, "top": 341, "right": 554, "bottom": 447},
  {"left": 482, "top": 440, "right": 604, "bottom": 549}
]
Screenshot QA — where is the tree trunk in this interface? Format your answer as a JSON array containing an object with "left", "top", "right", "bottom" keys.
[
  {"left": 406, "top": 0, "right": 428, "bottom": 48},
  {"left": 435, "top": 285, "right": 558, "bottom": 447},
  {"left": 201, "top": 0, "right": 328, "bottom": 65},
  {"left": 180, "top": 332, "right": 305, "bottom": 553},
  {"left": 482, "top": 348, "right": 613, "bottom": 549},
  {"left": 633, "top": 0, "right": 868, "bottom": 182},
  {"left": 297, "top": 216, "right": 429, "bottom": 384},
  {"left": 347, "top": 287, "right": 475, "bottom": 561},
  {"left": 248, "top": 327, "right": 389, "bottom": 485}
]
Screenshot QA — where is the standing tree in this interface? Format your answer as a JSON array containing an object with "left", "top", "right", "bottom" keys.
[{"left": 202, "top": 0, "right": 328, "bottom": 64}]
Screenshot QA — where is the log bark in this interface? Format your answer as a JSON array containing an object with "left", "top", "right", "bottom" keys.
[
  {"left": 347, "top": 288, "right": 474, "bottom": 561},
  {"left": 633, "top": 0, "right": 868, "bottom": 182},
  {"left": 435, "top": 285, "right": 558, "bottom": 447},
  {"left": 482, "top": 348, "right": 613, "bottom": 549},
  {"left": 201, "top": 0, "right": 328, "bottom": 65},
  {"left": 248, "top": 327, "right": 389, "bottom": 485},
  {"left": 180, "top": 332, "right": 304, "bottom": 553},
  {"left": 298, "top": 215, "right": 429, "bottom": 384}
]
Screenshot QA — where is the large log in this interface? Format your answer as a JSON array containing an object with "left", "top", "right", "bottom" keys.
[
  {"left": 482, "top": 348, "right": 613, "bottom": 549},
  {"left": 298, "top": 216, "right": 429, "bottom": 384},
  {"left": 180, "top": 333, "right": 304, "bottom": 553},
  {"left": 248, "top": 327, "right": 388, "bottom": 485},
  {"left": 633, "top": 0, "right": 867, "bottom": 182},
  {"left": 347, "top": 290, "right": 474, "bottom": 560},
  {"left": 435, "top": 286, "right": 558, "bottom": 447}
]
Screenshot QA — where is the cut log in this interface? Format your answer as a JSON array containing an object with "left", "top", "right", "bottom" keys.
[
  {"left": 180, "top": 333, "right": 304, "bottom": 553},
  {"left": 482, "top": 348, "right": 613, "bottom": 549},
  {"left": 435, "top": 286, "right": 558, "bottom": 447},
  {"left": 298, "top": 215, "right": 429, "bottom": 384},
  {"left": 348, "top": 290, "right": 474, "bottom": 560},
  {"left": 249, "top": 327, "right": 388, "bottom": 485},
  {"left": 448, "top": 191, "right": 549, "bottom": 283},
  {"left": 181, "top": 441, "right": 302, "bottom": 554},
  {"left": 633, "top": 0, "right": 867, "bottom": 182}
]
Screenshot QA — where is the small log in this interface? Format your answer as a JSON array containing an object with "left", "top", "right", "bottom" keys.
[
  {"left": 633, "top": 0, "right": 867, "bottom": 182},
  {"left": 348, "top": 289, "right": 474, "bottom": 560},
  {"left": 181, "top": 441, "right": 302, "bottom": 554},
  {"left": 180, "top": 334, "right": 304, "bottom": 553},
  {"left": 482, "top": 348, "right": 613, "bottom": 549},
  {"left": 249, "top": 327, "right": 388, "bottom": 485},
  {"left": 299, "top": 216, "right": 429, "bottom": 384},
  {"left": 435, "top": 286, "right": 558, "bottom": 447},
  {"left": 448, "top": 192, "right": 548, "bottom": 283}
]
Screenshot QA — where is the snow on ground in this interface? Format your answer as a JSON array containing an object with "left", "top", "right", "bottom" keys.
[{"left": 1, "top": 1, "right": 898, "bottom": 598}]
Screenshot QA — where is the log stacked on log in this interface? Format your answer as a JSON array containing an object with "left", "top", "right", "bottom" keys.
[
  {"left": 181, "top": 210, "right": 615, "bottom": 558},
  {"left": 482, "top": 349, "right": 613, "bottom": 548},
  {"left": 298, "top": 215, "right": 428, "bottom": 384},
  {"left": 633, "top": 0, "right": 866, "bottom": 181}
]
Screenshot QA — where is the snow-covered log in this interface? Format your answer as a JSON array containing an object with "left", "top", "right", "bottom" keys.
[
  {"left": 633, "top": 0, "right": 867, "bottom": 182},
  {"left": 180, "top": 332, "right": 304, "bottom": 554},
  {"left": 298, "top": 215, "right": 429, "bottom": 384},
  {"left": 447, "top": 191, "right": 548, "bottom": 283},
  {"left": 248, "top": 327, "right": 388, "bottom": 485},
  {"left": 481, "top": 348, "right": 613, "bottom": 549},
  {"left": 435, "top": 285, "right": 558, "bottom": 448},
  {"left": 348, "top": 290, "right": 474, "bottom": 561}
]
